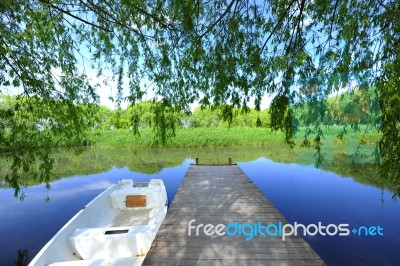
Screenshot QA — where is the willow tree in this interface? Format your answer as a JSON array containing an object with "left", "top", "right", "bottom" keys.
[{"left": 1, "top": 0, "right": 399, "bottom": 196}]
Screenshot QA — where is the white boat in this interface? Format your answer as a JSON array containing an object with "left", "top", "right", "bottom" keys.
[{"left": 29, "top": 179, "right": 168, "bottom": 266}]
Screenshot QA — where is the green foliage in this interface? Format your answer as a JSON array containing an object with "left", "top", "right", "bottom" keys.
[
  {"left": 0, "top": 94, "right": 97, "bottom": 149},
  {"left": 189, "top": 106, "right": 270, "bottom": 128},
  {"left": 0, "top": 94, "right": 98, "bottom": 197},
  {"left": 93, "top": 105, "right": 114, "bottom": 130},
  {"left": 378, "top": 68, "right": 400, "bottom": 197},
  {"left": 326, "top": 86, "right": 380, "bottom": 125}
]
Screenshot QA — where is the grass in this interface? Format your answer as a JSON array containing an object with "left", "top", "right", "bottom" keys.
[
  {"left": 89, "top": 126, "right": 381, "bottom": 148},
  {"left": 89, "top": 127, "right": 286, "bottom": 148}
]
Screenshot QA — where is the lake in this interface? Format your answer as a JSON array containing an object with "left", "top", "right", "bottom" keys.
[{"left": 0, "top": 146, "right": 399, "bottom": 265}]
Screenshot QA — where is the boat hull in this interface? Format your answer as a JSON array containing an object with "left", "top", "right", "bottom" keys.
[{"left": 29, "top": 179, "right": 167, "bottom": 266}]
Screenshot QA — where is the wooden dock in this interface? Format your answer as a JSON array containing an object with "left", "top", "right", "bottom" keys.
[{"left": 143, "top": 165, "right": 325, "bottom": 265}]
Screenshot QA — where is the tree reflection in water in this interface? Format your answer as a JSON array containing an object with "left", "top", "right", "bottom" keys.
[{"left": 14, "top": 249, "right": 29, "bottom": 266}]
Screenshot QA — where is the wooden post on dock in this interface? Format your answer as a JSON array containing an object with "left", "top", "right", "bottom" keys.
[
  {"left": 195, "top": 158, "right": 199, "bottom": 165},
  {"left": 228, "top": 157, "right": 232, "bottom": 165}
]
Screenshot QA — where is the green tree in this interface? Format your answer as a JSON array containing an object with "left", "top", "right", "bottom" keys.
[
  {"left": 189, "top": 106, "right": 269, "bottom": 128},
  {"left": 94, "top": 105, "right": 114, "bottom": 129},
  {"left": 189, "top": 107, "right": 222, "bottom": 128}
]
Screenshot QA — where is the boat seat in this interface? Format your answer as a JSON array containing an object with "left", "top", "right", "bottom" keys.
[
  {"left": 109, "top": 183, "right": 166, "bottom": 210},
  {"left": 69, "top": 225, "right": 157, "bottom": 260},
  {"left": 125, "top": 195, "right": 147, "bottom": 208}
]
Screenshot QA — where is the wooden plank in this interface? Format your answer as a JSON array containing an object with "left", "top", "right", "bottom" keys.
[
  {"left": 147, "top": 240, "right": 314, "bottom": 248},
  {"left": 125, "top": 195, "right": 146, "bottom": 208},
  {"left": 145, "top": 252, "right": 322, "bottom": 260},
  {"left": 143, "top": 165, "right": 325, "bottom": 265},
  {"left": 143, "top": 259, "right": 324, "bottom": 266}
]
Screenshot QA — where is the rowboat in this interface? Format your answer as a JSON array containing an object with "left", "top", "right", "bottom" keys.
[{"left": 29, "top": 179, "right": 168, "bottom": 266}]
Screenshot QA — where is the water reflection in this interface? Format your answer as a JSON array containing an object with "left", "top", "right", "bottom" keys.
[
  {"left": 2, "top": 145, "right": 394, "bottom": 201},
  {"left": 14, "top": 249, "right": 29, "bottom": 266}
]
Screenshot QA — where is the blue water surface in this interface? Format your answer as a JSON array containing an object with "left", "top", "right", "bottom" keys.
[
  {"left": 1, "top": 156, "right": 399, "bottom": 265},
  {"left": 239, "top": 158, "right": 400, "bottom": 266}
]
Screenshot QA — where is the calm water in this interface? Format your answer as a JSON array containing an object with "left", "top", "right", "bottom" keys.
[
  {"left": 0, "top": 147, "right": 399, "bottom": 265},
  {"left": 240, "top": 158, "right": 400, "bottom": 265}
]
